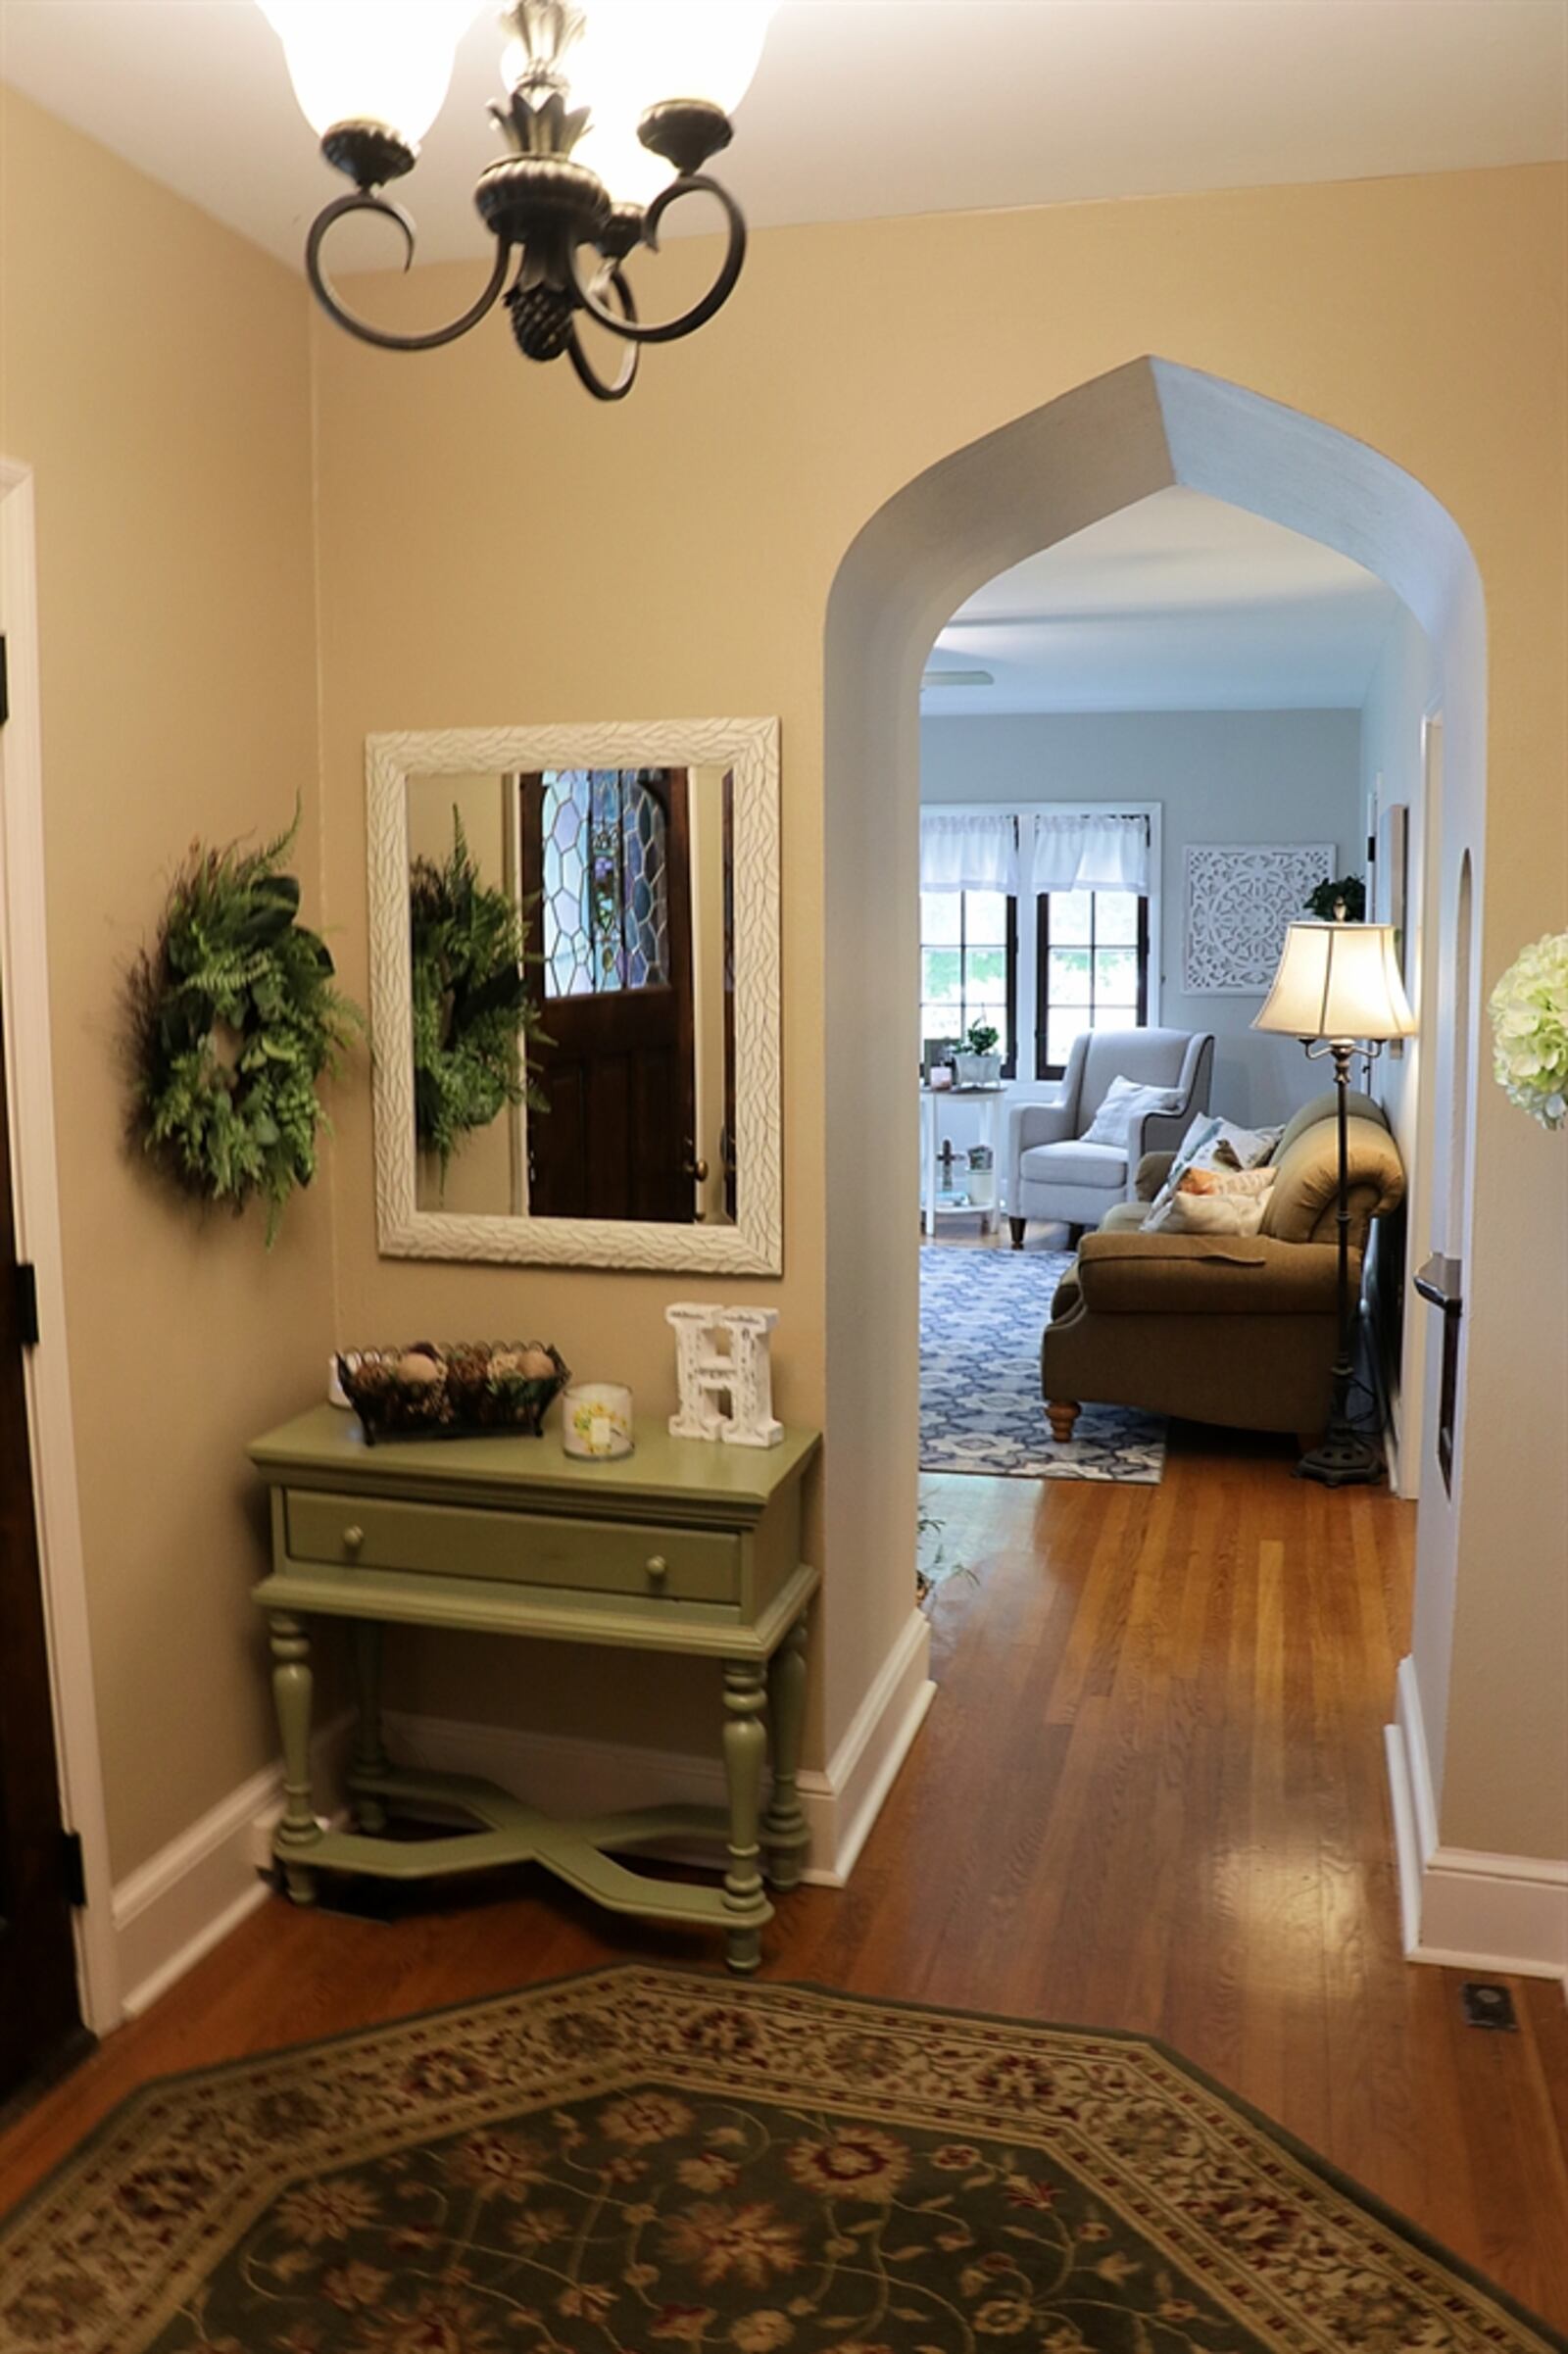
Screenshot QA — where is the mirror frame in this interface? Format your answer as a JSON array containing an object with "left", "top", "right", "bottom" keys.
[{"left": 368, "top": 718, "right": 783, "bottom": 1274}]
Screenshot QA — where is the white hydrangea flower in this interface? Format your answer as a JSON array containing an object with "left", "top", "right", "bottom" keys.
[{"left": 1489, "top": 931, "right": 1568, "bottom": 1130}]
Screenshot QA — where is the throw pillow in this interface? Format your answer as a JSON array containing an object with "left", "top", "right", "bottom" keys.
[
  {"left": 1161, "top": 1189, "right": 1271, "bottom": 1237},
  {"left": 1179, "top": 1164, "right": 1276, "bottom": 1199},
  {"left": 1208, "top": 1118, "right": 1285, "bottom": 1172},
  {"left": 1142, "top": 1113, "right": 1222, "bottom": 1230},
  {"left": 1081, "top": 1074, "right": 1183, "bottom": 1150}
]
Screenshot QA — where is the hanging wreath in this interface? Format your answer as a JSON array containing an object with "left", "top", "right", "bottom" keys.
[
  {"left": 411, "top": 809, "right": 546, "bottom": 1177},
  {"left": 128, "top": 813, "right": 361, "bottom": 1244}
]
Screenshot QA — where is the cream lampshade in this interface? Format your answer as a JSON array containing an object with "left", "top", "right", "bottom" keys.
[{"left": 1252, "top": 920, "right": 1416, "bottom": 1045}]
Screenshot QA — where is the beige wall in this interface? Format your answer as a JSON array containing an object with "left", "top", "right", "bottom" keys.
[
  {"left": 313, "top": 165, "right": 1565, "bottom": 1854},
  {"left": 0, "top": 89, "right": 334, "bottom": 1878},
  {"left": 3, "top": 81, "right": 1563, "bottom": 1890}
]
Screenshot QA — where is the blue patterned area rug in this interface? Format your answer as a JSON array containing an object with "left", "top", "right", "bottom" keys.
[{"left": 920, "top": 1245, "right": 1167, "bottom": 1482}]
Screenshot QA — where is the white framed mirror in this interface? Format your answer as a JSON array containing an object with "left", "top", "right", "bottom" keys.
[{"left": 368, "top": 718, "right": 781, "bottom": 1273}]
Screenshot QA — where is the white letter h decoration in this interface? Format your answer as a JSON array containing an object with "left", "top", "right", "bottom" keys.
[{"left": 665, "top": 1304, "right": 784, "bottom": 1447}]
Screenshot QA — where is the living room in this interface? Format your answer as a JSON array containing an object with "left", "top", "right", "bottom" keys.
[{"left": 914, "top": 487, "right": 1428, "bottom": 1492}]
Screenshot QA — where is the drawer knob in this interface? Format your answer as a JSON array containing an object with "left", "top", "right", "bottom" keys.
[
  {"left": 343, "top": 1525, "right": 365, "bottom": 1555},
  {"left": 645, "top": 1553, "right": 669, "bottom": 1583}
]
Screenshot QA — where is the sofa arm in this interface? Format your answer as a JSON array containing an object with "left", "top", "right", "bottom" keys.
[
  {"left": 1074, "top": 1231, "right": 1348, "bottom": 1316},
  {"left": 1134, "top": 1151, "right": 1175, "bottom": 1202}
]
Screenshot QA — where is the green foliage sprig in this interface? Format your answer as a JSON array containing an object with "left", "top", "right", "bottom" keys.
[
  {"left": 1304, "top": 874, "right": 1366, "bottom": 921},
  {"left": 411, "top": 810, "right": 546, "bottom": 1177},
  {"left": 128, "top": 812, "right": 361, "bottom": 1245}
]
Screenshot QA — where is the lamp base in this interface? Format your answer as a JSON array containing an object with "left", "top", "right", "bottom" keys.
[{"left": 1294, "top": 1415, "right": 1385, "bottom": 1489}]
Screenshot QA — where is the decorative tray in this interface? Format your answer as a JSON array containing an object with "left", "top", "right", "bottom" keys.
[{"left": 336, "top": 1341, "right": 570, "bottom": 1446}]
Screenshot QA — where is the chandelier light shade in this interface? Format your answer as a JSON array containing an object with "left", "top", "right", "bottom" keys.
[
  {"left": 258, "top": 1, "right": 476, "bottom": 147},
  {"left": 1252, "top": 916, "right": 1417, "bottom": 1490},
  {"left": 260, "top": 0, "right": 779, "bottom": 401},
  {"left": 1252, "top": 919, "right": 1417, "bottom": 1045}
]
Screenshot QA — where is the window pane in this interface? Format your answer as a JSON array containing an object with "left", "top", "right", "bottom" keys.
[
  {"left": 1095, "top": 947, "right": 1140, "bottom": 1003},
  {"left": 921, "top": 891, "right": 961, "bottom": 945},
  {"left": 922, "top": 1006, "right": 959, "bottom": 1052},
  {"left": 1092, "top": 1005, "right": 1139, "bottom": 1034},
  {"left": 966, "top": 946, "right": 1007, "bottom": 993},
  {"left": 964, "top": 889, "right": 1007, "bottom": 944},
  {"left": 1048, "top": 947, "right": 1092, "bottom": 1005},
  {"left": 1047, "top": 1012, "right": 1081, "bottom": 1071},
  {"left": 1049, "top": 889, "right": 1094, "bottom": 944},
  {"left": 923, "top": 948, "right": 962, "bottom": 1003},
  {"left": 1096, "top": 891, "right": 1141, "bottom": 946}
]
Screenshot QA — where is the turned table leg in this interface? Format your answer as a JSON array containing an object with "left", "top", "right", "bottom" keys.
[
  {"left": 721, "top": 1660, "right": 768, "bottom": 1972},
  {"left": 761, "top": 1615, "right": 810, "bottom": 1890},
  {"left": 269, "top": 1611, "right": 322, "bottom": 1904},
  {"left": 349, "top": 1622, "right": 390, "bottom": 1835}
]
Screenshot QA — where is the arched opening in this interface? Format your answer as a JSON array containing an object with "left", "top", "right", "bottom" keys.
[{"left": 821, "top": 357, "right": 1485, "bottom": 1842}]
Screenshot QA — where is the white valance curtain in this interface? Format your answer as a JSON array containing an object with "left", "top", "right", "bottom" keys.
[
  {"left": 919, "top": 811, "right": 1019, "bottom": 895},
  {"left": 1031, "top": 812, "right": 1151, "bottom": 896}
]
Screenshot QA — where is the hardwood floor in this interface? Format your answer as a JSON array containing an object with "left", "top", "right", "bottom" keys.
[{"left": 4, "top": 1429, "right": 1566, "bottom": 2329}]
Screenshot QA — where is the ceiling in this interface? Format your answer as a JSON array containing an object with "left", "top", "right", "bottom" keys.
[
  {"left": 921, "top": 488, "right": 1401, "bottom": 713},
  {"left": 1, "top": 1, "right": 1563, "bottom": 271}
]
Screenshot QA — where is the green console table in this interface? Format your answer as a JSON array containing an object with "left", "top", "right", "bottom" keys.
[{"left": 248, "top": 1405, "right": 820, "bottom": 1972}]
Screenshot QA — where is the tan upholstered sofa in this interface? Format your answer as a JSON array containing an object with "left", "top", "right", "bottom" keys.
[{"left": 1041, "top": 1090, "right": 1405, "bottom": 1440}]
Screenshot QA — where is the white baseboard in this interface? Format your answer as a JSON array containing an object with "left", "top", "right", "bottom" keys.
[
  {"left": 390, "top": 1607, "right": 936, "bottom": 1889},
  {"left": 106, "top": 1619, "right": 936, "bottom": 2019},
  {"left": 110, "top": 1716, "right": 352, "bottom": 2021},
  {"left": 1386, "top": 1656, "right": 1568, "bottom": 1992}
]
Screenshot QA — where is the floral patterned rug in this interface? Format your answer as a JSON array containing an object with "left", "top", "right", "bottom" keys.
[
  {"left": 920, "top": 1248, "right": 1166, "bottom": 1482},
  {"left": 2, "top": 1968, "right": 1559, "bottom": 2354}
]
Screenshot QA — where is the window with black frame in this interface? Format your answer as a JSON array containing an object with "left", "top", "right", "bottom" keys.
[
  {"left": 1035, "top": 888, "right": 1150, "bottom": 1078},
  {"left": 919, "top": 888, "right": 1018, "bottom": 1077}
]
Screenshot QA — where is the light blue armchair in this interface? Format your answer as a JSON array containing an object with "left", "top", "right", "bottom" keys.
[{"left": 1005, "top": 1028, "right": 1214, "bottom": 1244}]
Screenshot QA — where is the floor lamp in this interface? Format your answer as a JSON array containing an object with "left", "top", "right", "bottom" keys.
[{"left": 1253, "top": 918, "right": 1417, "bottom": 1487}]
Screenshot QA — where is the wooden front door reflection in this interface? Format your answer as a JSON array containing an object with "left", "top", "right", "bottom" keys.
[
  {"left": 519, "top": 768, "right": 698, "bottom": 1223},
  {"left": 0, "top": 970, "right": 82, "bottom": 2106}
]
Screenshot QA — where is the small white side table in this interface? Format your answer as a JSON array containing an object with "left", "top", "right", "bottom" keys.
[{"left": 919, "top": 1084, "right": 1007, "bottom": 1236}]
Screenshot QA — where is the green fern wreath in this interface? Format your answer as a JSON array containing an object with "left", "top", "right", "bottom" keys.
[
  {"left": 411, "top": 810, "right": 545, "bottom": 1176},
  {"left": 129, "top": 815, "right": 360, "bottom": 1244}
]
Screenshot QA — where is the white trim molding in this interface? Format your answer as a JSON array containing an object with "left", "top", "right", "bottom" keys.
[
  {"left": 0, "top": 460, "right": 120, "bottom": 2032},
  {"left": 1386, "top": 1656, "right": 1568, "bottom": 1991},
  {"left": 367, "top": 717, "right": 783, "bottom": 1273},
  {"left": 105, "top": 1623, "right": 935, "bottom": 2018},
  {"left": 111, "top": 1717, "right": 354, "bottom": 2021},
  {"left": 393, "top": 1612, "right": 935, "bottom": 1888}
]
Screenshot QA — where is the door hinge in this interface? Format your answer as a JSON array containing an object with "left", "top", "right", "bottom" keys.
[
  {"left": 0, "top": 634, "right": 8, "bottom": 727},
  {"left": 60, "top": 1830, "right": 88, "bottom": 1908},
  {"left": 15, "top": 1262, "right": 39, "bottom": 1348}
]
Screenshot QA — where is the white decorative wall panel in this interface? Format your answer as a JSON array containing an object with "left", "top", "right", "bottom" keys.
[{"left": 1183, "top": 842, "right": 1334, "bottom": 995}]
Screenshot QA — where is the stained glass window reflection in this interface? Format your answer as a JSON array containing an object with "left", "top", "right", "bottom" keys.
[{"left": 540, "top": 769, "right": 670, "bottom": 999}]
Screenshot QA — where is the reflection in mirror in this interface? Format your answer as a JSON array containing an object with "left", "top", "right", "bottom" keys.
[{"left": 410, "top": 765, "right": 736, "bottom": 1226}]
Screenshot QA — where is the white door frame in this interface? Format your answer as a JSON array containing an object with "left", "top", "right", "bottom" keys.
[{"left": 0, "top": 458, "right": 121, "bottom": 2031}]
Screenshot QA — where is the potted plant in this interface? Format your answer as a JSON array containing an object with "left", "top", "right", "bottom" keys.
[{"left": 954, "top": 1019, "right": 1003, "bottom": 1086}]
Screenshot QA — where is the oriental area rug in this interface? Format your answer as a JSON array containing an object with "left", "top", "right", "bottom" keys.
[
  {"left": 2, "top": 1968, "right": 1560, "bottom": 2354},
  {"left": 920, "top": 1247, "right": 1165, "bottom": 1482}
]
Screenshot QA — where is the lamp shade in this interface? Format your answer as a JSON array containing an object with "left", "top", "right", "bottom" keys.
[
  {"left": 260, "top": 1, "right": 475, "bottom": 145},
  {"left": 564, "top": 1, "right": 780, "bottom": 123},
  {"left": 1252, "top": 921, "right": 1417, "bottom": 1044}
]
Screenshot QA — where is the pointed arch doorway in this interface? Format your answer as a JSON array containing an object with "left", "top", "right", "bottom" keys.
[{"left": 821, "top": 357, "right": 1485, "bottom": 1880}]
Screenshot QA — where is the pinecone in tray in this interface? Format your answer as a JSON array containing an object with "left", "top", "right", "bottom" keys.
[{"left": 335, "top": 1340, "right": 569, "bottom": 1443}]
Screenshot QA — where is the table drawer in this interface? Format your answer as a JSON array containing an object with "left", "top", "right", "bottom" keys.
[{"left": 284, "top": 1490, "right": 739, "bottom": 1604}]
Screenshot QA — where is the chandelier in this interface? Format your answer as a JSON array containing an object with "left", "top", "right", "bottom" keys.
[{"left": 259, "top": 1, "right": 777, "bottom": 401}]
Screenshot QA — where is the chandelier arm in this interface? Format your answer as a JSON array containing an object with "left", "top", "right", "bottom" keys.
[
  {"left": 305, "top": 195, "right": 514, "bottom": 353},
  {"left": 566, "top": 174, "right": 747, "bottom": 346},
  {"left": 565, "top": 265, "right": 641, "bottom": 401}
]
